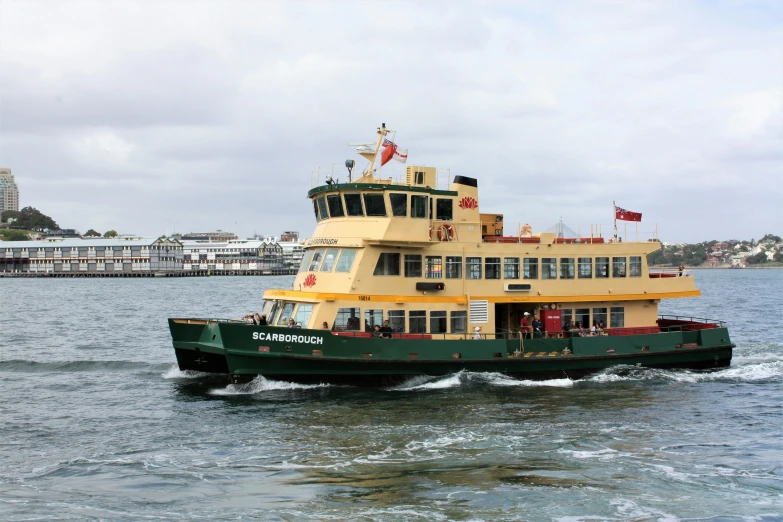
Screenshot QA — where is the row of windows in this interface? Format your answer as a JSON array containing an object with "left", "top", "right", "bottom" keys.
[
  {"left": 562, "top": 307, "right": 625, "bottom": 328},
  {"left": 313, "top": 192, "right": 454, "bottom": 221},
  {"left": 372, "top": 254, "right": 643, "bottom": 279},
  {"left": 334, "top": 308, "right": 467, "bottom": 333},
  {"left": 298, "top": 248, "right": 358, "bottom": 273}
]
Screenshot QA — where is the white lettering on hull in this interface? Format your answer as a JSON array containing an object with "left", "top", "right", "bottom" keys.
[{"left": 252, "top": 331, "right": 324, "bottom": 344}]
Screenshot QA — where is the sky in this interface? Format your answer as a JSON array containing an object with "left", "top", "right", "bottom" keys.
[{"left": 0, "top": 0, "right": 781, "bottom": 244}]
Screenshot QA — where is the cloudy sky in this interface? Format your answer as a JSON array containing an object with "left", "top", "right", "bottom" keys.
[{"left": 1, "top": 0, "right": 781, "bottom": 243}]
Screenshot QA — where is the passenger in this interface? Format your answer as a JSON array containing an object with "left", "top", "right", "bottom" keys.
[
  {"left": 258, "top": 314, "right": 268, "bottom": 326},
  {"left": 532, "top": 316, "right": 543, "bottom": 339},
  {"left": 380, "top": 320, "right": 393, "bottom": 339},
  {"left": 347, "top": 317, "right": 360, "bottom": 331},
  {"left": 473, "top": 326, "right": 482, "bottom": 340},
  {"left": 254, "top": 313, "right": 262, "bottom": 325},
  {"left": 373, "top": 324, "right": 382, "bottom": 338},
  {"left": 577, "top": 322, "right": 587, "bottom": 337},
  {"left": 519, "top": 312, "right": 531, "bottom": 339},
  {"left": 598, "top": 320, "right": 606, "bottom": 335},
  {"left": 287, "top": 318, "right": 296, "bottom": 328},
  {"left": 243, "top": 313, "right": 255, "bottom": 323},
  {"left": 678, "top": 264, "right": 685, "bottom": 277},
  {"left": 590, "top": 320, "right": 598, "bottom": 336},
  {"left": 563, "top": 319, "right": 576, "bottom": 338},
  {"left": 322, "top": 321, "right": 330, "bottom": 330}
]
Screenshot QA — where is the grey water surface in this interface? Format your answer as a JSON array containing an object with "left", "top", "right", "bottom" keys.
[{"left": 0, "top": 271, "right": 781, "bottom": 521}]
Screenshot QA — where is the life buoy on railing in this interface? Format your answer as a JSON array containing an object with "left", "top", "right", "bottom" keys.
[{"left": 437, "top": 223, "right": 455, "bottom": 241}]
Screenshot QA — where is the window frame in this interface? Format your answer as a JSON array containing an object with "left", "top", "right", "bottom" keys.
[
  {"left": 485, "top": 257, "right": 501, "bottom": 280},
  {"left": 541, "top": 258, "right": 557, "bottom": 280},
  {"left": 446, "top": 256, "right": 462, "bottom": 279},
  {"left": 343, "top": 193, "right": 364, "bottom": 216},
  {"left": 425, "top": 256, "right": 443, "bottom": 279},
  {"left": 389, "top": 193, "right": 408, "bottom": 217},
  {"left": 578, "top": 257, "right": 592, "bottom": 278},
  {"left": 404, "top": 254, "right": 422, "bottom": 277},
  {"left": 466, "top": 257, "right": 482, "bottom": 279},
  {"left": 523, "top": 258, "right": 538, "bottom": 280},
  {"left": 363, "top": 193, "right": 387, "bottom": 217},
  {"left": 435, "top": 199, "right": 453, "bottom": 221}
]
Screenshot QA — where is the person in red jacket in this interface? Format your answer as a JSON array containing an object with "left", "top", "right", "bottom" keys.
[{"left": 519, "top": 312, "right": 532, "bottom": 339}]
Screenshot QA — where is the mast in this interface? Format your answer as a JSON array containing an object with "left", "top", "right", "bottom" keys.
[{"left": 364, "top": 123, "right": 392, "bottom": 176}]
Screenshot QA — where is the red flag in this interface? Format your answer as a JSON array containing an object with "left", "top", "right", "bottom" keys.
[
  {"left": 381, "top": 139, "right": 408, "bottom": 166},
  {"left": 615, "top": 206, "right": 642, "bottom": 222}
]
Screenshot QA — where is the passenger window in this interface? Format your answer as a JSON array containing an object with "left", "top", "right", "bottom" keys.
[
  {"left": 277, "top": 302, "right": 296, "bottom": 325},
  {"left": 630, "top": 256, "right": 642, "bottom": 277},
  {"left": 335, "top": 307, "right": 362, "bottom": 331},
  {"left": 388, "top": 310, "right": 405, "bottom": 332},
  {"left": 436, "top": 199, "right": 453, "bottom": 221},
  {"left": 596, "top": 257, "right": 609, "bottom": 278},
  {"left": 425, "top": 256, "right": 442, "bottom": 279},
  {"left": 467, "top": 257, "right": 482, "bottom": 279},
  {"left": 404, "top": 254, "right": 422, "bottom": 277},
  {"left": 390, "top": 193, "right": 408, "bottom": 217},
  {"left": 578, "top": 257, "right": 592, "bottom": 278},
  {"left": 293, "top": 304, "right": 314, "bottom": 327},
  {"left": 560, "top": 258, "right": 575, "bottom": 279},
  {"left": 299, "top": 250, "right": 314, "bottom": 273},
  {"left": 365, "top": 309, "right": 384, "bottom": 331},
  {"left": 612, "top": 257, "right": 626, "bottom": 277},
  {"left": 542, "top": 258, "right": 557, "bottom": 279},
  {"left": 446, "top": 256, "right": 462, "bottom": 279},
  {"left": 430, "top": 311, "right": 447, "bottom": 333},
  {"left": 344, "top": 194, "right": 364, "bottom": 216},
  {"left": 334, "top": 249, "right": 357, "bottom": 272},
  {"left": 363, "top": 194, "right": 387, "bottom": 216},
  {"left": 411, "top": 195, "right": 428, "bottom": 218},
  {"left": 373, "top": 253, "right": 400, "bottom": 275},
  {"left": 327, "top": 195, "right": 345, "bottom": 217},
  {"left": 409, "top": 311, "right": 426, "bottom": 333}
]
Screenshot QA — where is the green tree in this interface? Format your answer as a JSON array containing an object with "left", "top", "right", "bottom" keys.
[
  {"left": 103, "top": 230, "right": 118, "bottom": 238},
  {"left": 13, "top": 207, "right": 59, "bottom": 231},
  {"left": 774, "top": 250, "right": 782, "bottom": 262},
  {"left": 746, "top": 252, "right": 767, "bottom": 265},
  {"left": 84, "top": 229, "right": 101, "bottom": 237},
  {"left": 1, "top": 229, "right": 30, "bottom": 241},
  {"left": 1, "top": 210, "right": 20, "bottom": 223}
]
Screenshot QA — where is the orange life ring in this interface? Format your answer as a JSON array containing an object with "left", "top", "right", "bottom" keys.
[{"left": 437, "top": 223, "right": 454, "bottom": 241}]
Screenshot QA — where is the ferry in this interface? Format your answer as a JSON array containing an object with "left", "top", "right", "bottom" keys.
[{"left": 168, "top": 124, "right": 733, "bottom": 384}]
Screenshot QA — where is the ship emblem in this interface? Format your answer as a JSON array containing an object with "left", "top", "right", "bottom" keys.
[
  {"left": 303, "top": 274, "right": 317, "bottom": 287},
  {"left": 458, "top": 196, "right": 478, "bottom": 210}
]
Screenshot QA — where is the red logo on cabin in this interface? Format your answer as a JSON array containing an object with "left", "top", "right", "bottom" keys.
[
  {"left": 303, "top": 274, "right": 317, "bottom": 288},
  {"left": 458, "top": 196, "right": 478, "bottom": 210}
]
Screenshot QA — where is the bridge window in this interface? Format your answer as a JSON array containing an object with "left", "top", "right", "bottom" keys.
[
  {"left": 373, "top": 253, "right": 400, "bottom": 276},
  {"left": 363, "top": 194, "right": 387, "bottom": 217},
  {"left": 344, "top": 193, "right": 364, "bottom": 216},
  {"left": 320, "top": 248, "right": 339, "bottom": 272},
  {"left": 316, "top": 197, "right": 328, "bottom": 221},
  {"left": 334, "top": 249, "right": 357, "bottom": 273},
  {"left": 430, "top": 311, "right": 447, "bottom": 334},
  {"left": 436, "top": 199, "right": 453, "bottom": 221},
  {"left": 485, "top": 257, "right": 501, "bottom": 279},
  {"left": 610, "top": 306, "right": 625, "bottom": 327},
  {"left": 450, "top": 311, "right": 467, "bottom": 333},
  {"left": 612, "top": 257, "right": 627, "bottom": 277},
  {"left": 596, "top": 257, "right": 609, "bottom": 278},
  {"left": 523, "top": 258, "right": 538, "bottom": 279},
  {"left": 467, "top": 257, "right": 482, "bottom": 279},
  {"left": 404, "top": 254, "right": 422, "bottom": 277},
  {"left": 308, "top": 249, "right": 325, "bottom": 271},
  {"left": 411, "top": 195, "right": 428, "bottom": 218},
  {"left": 542, "top": 258, "right": 557, "bottom": 279},
  {"left": 560, "top": 258, "right": 575, "bottom": 279},
  {"left": 630, "top": 256, "right": 642, "bottom": 277},
  {"left": 446, "top": 256, "right": 462, "bottom": 279},
  {"left": 327, "top": 195, "right": 344, "bottom": 218},
  {"left": 388, "top": 310, "right": 405, "bottom": 332},
  {"left": 390, "top": 193, "right": 408, "bottom": 216},
  {"left": 504, "top": 257, "right": 520, "bottom": 279},
  {"left": 409, "top": 310, "right": 426, "bottom": 333},
  {"left": 578, "top": 257, "right": 592, "bottom": 278},
  {"left": 425, "top": 256, "right": 442, "bottom": 278}
]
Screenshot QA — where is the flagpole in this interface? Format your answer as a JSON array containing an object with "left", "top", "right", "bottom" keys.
[{"left": 613, "top": 200, "right": 617, "bottom": 240}]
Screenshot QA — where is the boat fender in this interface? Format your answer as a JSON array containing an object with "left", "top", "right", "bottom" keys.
[{"left": 437, "top": 223, "right": 455, "bottom": 241}]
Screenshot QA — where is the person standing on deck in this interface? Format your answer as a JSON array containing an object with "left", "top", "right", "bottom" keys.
[{"left": 519, "top": 312, "right": 531, "bottom": 339}]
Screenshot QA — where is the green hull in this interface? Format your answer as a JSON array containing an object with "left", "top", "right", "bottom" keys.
[{"left": 168, "top": 319, "right": 733, "bottom": 385}]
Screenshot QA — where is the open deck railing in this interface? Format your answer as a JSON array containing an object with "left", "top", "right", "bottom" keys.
[{"left": 649, "top": 267, "right": 691, "bottom": 278}]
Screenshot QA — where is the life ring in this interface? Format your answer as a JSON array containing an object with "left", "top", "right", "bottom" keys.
[{"left": 437, "top": 223, "right": 455, "bottom": 241}]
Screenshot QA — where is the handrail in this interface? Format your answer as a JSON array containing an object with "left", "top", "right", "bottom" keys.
[{"left": 658, "top": 314, "right": 725, "bottom": 327}]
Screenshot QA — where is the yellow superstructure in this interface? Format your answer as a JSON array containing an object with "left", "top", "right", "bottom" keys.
[{"left": 261, "top": 125, "right": 697, "bottom": 338}]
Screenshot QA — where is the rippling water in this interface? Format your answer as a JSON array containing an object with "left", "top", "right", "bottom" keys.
[{"left": 1, "top": 271, "right": 781, "bottom": 521}]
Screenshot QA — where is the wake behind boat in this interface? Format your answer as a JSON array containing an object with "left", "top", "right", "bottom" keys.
[{"left": 168, "top": 124, "right": 733, "bottom": 385}]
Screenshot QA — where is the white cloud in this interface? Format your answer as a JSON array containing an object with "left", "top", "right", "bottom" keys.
[{"left": 0, "top": 0, "right": 781, "bottom": 242}]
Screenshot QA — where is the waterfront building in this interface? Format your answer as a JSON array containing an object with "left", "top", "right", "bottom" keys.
[
  {"left": 179, "top": 230, "right": 238, "bottom": 242},
  {"left": 0, "top": 236, "right": 183, "bottom": 274},
  {"left": 280, "top": 231, "right": 299, "bottom": 242},
  {"left": 180, "top": 239, "right": 292, "bottom": 273},
  {"left": 0, "top": 168, "right": 20, "bottom": 213}
]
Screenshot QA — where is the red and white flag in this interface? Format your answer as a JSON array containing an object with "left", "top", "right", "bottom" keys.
[
  {"left": 380, "top": 138, "right": 408, "bottom": 166},
  {"left": 615, "top": 205, "right": 642, "bottom": 222}
]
